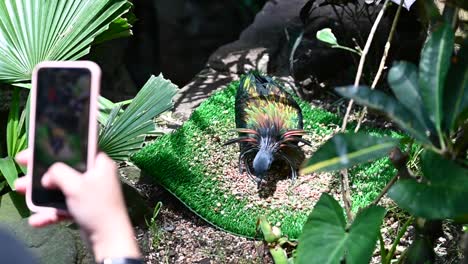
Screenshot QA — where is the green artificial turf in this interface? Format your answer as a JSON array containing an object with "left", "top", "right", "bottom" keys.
[{"left": 131, "top": 81, "right": 402, "bottom": 239}]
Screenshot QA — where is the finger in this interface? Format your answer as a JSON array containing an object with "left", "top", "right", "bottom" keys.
[
  {"left": 28, "top": 211, "right": 71, "bottom": 228},
  {"left": 94, "top": 152, "right": 117, "bottom": 177},
  {"left": 14, "top": 176, "right": 30, "bottom": 194},
  {"left": 42, "top": 163, "right": 82, "bottom": 195},
  {"left": 15, "top": 149, "right": 31, "bottom": 166}
]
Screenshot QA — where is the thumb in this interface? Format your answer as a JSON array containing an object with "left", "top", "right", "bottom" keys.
[{"left": 42, "top": 163, "right": 82, "bottom": 195}]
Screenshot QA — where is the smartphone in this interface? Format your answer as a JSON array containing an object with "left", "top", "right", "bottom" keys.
[{"left": 27, "top": 61, "right": 101, "bottom": 212}]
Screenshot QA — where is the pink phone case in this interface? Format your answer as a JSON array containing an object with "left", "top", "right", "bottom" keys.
[{"left": 27, "top": 61, "right": 101, "bottom": 213}]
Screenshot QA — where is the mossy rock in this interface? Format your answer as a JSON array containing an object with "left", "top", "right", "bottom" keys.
[
  {"left": 132, "top": 81, "right": 400, "bottom": 238},
  {"left": 0, "top": 192, "right": 94, "bottom": 264}
]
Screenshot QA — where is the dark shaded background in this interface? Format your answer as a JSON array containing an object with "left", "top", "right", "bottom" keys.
[{"left": 91, "top": 0, "right": 267, "bottom": 101}]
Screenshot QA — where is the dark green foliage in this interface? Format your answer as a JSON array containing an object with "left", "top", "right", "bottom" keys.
[
  {"left": 388, "top": 151, "right": 468, "bottom": 219},
  {"left": 299, "top": 19, "right": 467, "bottom": 264},
  {"left": 399, "top": 237, "right": 435, "bottom": 264},
  {"left": 388, "top": 61, "right": 433, "bottom": 133},
  {"left": 444, "top": 37, "right": 468, "bottom": 131},
  {"left": 418, "top": 23, "right": 454, "bottom": 141},
  {"left": 301, "top": 132, "right": 398, "bottom": 174},
  {"left": 296, "top": 193, "right": 386, "bottom": 264},
  {"left": 336, "top": 85, "right": 432, "bottom": 145}
]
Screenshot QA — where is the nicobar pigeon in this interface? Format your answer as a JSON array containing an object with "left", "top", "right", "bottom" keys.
[{"left": 225, "top": 72, "right": 310, "bottom": 188}]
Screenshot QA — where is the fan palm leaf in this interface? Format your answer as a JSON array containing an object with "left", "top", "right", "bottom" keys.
[
  {"left": 98, "top": 74, "right": 178, "bottom": 161},
  {"left": 0, "top": 0, "right": 132, "bottom": 83}
]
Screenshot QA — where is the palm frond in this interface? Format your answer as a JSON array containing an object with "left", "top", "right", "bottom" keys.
[
  {"left": 98, "top": 96, "right": 132, "bottom": 124},
  {"left": 98, "top": 74, "right": 178, "bottom": 161},
  {"left": 0, "top": 0, "right": 132, "bottom": 83}
]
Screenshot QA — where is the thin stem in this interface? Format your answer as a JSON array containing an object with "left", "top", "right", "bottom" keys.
[
  {"left": 338, "top": 0, "right": 390, "bottom": 222},
  {"left": 341, "top": 0, "right": 390, "bottom": 131},
  {"left": 371, "top": 174, "right": 398, "bottom": 206},
  {"left": 385, "top": 217, "right": 414, "bottom": 264},
  {"left": 331, "top": 45, "right": 362, "bottom": 55},
  {"left": 355, "top": 0, "right": 404, "bottom": 133},
  {"left": 378, "top": 230, "right": 387, "bottom": 263},
  {"left": 340, "top": 169, "right": 354, "bottom": 221}
]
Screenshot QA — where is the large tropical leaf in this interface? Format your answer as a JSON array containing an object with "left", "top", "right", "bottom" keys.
[
  {"left": 6, "top": 87, "right": 20, "bottom": 156},
  {"left": 6, "top": 88, "right": 27, "bottom": 156},
  {"left": 0, "top": 157, "right": 18, "bottom": 190},
  {"left": 418, "top": 23, "right": 454, "bottom": 139},
  {"left": 296, "top": 193, "right": 386, "bottom": 264},
  {"left": 300, "top": 132, "right": 398, "bottom": 174},
  {"left": 444, "top": 37, "right": 468, "bottom": 131},
  {"left": 98, "top": 96, "right": 131, "bottom": 125},
  {"left": 335, "top": 86, "right": 432, "bottom": 145},
  {"left": 98, "top": 74, "right": 178, "bottom": 161},
  {"left": 0, "top": 0, "right": 132, "bottom": 83},
  {"left": 388, "top": 150, "right": 468, "bottom": 219},
  {"left": 388, "top": 61, "right": 433, "bottom": 134}
]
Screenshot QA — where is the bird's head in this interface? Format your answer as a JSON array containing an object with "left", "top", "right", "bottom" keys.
[{"left": 253, "top": 148, "right": 274, "bottom": 187}]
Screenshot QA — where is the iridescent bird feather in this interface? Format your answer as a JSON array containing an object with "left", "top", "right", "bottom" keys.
[{"left": 225, "top": 72, "right": 309, "bottom": 187}]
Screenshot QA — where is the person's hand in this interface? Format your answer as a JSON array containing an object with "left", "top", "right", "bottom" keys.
[{"left": 14, "top": 150, "right": 141, "bottom": 262}]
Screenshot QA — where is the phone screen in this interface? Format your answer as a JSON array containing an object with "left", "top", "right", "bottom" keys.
[{"left": 32, "top": 68, "right": 92, "bottom": 209}]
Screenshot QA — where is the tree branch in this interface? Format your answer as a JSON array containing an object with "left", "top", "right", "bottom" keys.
[
  {"left": 340, "top": 169, "right": 354, "bottom": 221},
  {"left": 355, "top": 0, "right": 404, "bottom": 132},
  {"left": 338, "top": 0, "right": 391, "bottom": 221},
  {"left": 341, "top": 0, "right": 391, "bottom": 131}
]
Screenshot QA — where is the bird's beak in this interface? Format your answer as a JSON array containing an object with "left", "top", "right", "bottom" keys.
[{"left": 256, "top": 174, "right": 266, "bottom": 189}]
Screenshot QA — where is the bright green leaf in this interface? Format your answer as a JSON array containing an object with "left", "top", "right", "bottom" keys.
[
  {"left": 444, "top": 37, "right": 468, "bottom": 131},
  {"left": 6, "top": 87, "right": 20, "bottom": 156},
  {"left": 269, "top": 246, "right": 289, "bottom": 264},
  {"left": 5, "top": 88, "right": 28, "bottom": 158},
  {"left": 98, "top": 96, "right": 130, "bottom": 125},
  {"left": 296, "top": 193, "right": 386, "bottom": 264},
  {"left": 0, "top": 0, "right": 132, "bottom": 83},
  {"left": 24, "top": 93, "right": 30, "bottom": 142},
  {"left": 0, "top": 157, "right": 19, "bottom": 190},
  {"left": 14, "top": 106, "right": 27, "bottom": 155},
  {"left": 301, "top": 132, "right": 398, "bottom": 174},
  {"left": 93, "top": 9, "right": 135, "bottom": 45},
  {"left": 11, "top": 83, "right": 31, "bottom": 89},
  {"left": 316, "top": 28, "right": 338, "bottom": 46},
  {"left": 99, "top": 74, "right": 178, "bottom": 161},
  {"left": 388, "top": 150, "right": 468, "bottom": 219},
  {"left": 335, "top": 86, "right": 432, "bottom": 145},
  {"left": 419, "top": 23, "right": 454, "bottom": 140}
]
